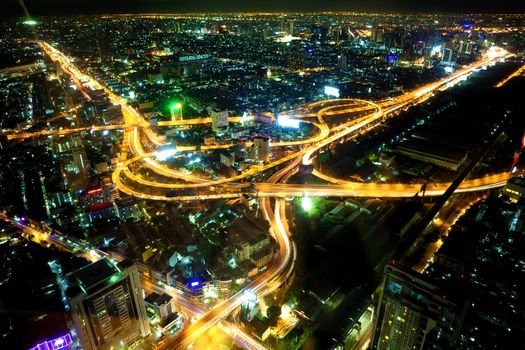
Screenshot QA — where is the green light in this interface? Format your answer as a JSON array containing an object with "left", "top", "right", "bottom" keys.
[
  {"left": 170, "top": 103, "right": 182, "bottom": 110},
  {"left": 301, "top": 196, "right": 313, "bottom": 212},
  {"left": 109, "top": 274, "right": 120, "bottom": 284},
  {"left": 23, "top": 19, "right": 37, "bottom": 26}
]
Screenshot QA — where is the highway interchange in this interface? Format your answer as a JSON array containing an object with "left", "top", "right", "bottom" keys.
[{"left": 2, "top": 41, "right": 514, "bottom": 349}]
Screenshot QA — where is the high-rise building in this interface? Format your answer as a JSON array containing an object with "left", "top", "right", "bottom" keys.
[
  {"left": 67, "top": 259, "right": 150, "bottom": 350},
  {"left": 251, "top": 136, "right": 270, "bottom": 162},
  {"left": 440, "top": 48, "right": 456, "bottom": 66},
  {"left": 371, "top": 264, "right": 466, "bottom": 350}
]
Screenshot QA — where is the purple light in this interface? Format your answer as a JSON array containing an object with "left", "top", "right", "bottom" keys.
[{"left": 29, "top": 333, "right": 72, "bottom": 350}]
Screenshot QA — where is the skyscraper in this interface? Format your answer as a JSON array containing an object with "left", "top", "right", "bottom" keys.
[
  {"left": 371, "top": 264, "right": 466, "bottom": 350},
  {"left": 67, "top": 259, "right": 150, "bottom": 350}
]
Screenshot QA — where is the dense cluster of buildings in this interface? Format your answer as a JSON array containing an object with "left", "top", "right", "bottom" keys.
[{"left": 0, "top": 11, "right": 524, "bottom": 350}]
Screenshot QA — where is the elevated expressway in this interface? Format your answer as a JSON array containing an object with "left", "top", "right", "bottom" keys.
[{"left": 28, "top": 42, "right": 513, "bottom": 349}]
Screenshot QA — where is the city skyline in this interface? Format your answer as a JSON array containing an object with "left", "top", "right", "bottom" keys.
[{"left": 5, "top": 0, "right": 525, "bottom": 17}]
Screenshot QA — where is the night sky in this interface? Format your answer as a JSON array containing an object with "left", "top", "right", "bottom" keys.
[{"left": 5, "top": 0, "right": 525, "bottom": 17}]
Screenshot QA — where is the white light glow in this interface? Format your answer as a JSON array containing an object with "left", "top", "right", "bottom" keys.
[
  {"left": 324, "top": 86, "right": 340, "bottom": 98},
  {"left": 277, "top": 115, "right": 300, "bottom": 129},
  {"left": 156, "top": 148, "right": 177, "bottom": 161}
]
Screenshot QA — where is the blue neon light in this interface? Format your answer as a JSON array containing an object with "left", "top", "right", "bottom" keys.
[{"left": 190, "top": 281, "right": 200, "bottom": 287}]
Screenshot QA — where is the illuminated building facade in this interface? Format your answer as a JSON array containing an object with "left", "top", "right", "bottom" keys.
[
  {"left": 66, "top": 259, "right": 150, "bottom": 350},
  {"left": 211, "top": 108, "right": 229, "bottom": 131},
  {"left": 251, "top": 136, "right": 270, "bottom": 162},
  {"left": 371, "top": 264, "right": 466, "bottom": 350},
  {"left": 29, "top": 333, "right": 73, "bottom": 350}
]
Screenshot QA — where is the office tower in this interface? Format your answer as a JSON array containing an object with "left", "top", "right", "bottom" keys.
[
  {"left": 67, "top": 259, "right": 150, "bottom": 350},
  {"left": 371, "top": 264, "right": 466, "bottom": 350},
  {"left": 252, "top": 136, "right": 270, "bottom": 162}
]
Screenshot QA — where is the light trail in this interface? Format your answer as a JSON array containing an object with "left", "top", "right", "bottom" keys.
[
  {"left": 28, "top": 41, "right": 513, "bottom": 350},
  {"left": 495, "top": 63, "right": 525, "bottom": 88}
]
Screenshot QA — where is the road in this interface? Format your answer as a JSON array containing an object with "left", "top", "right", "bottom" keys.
[{"left": 10, "top": 41, "right": 512, "bottom": 350}]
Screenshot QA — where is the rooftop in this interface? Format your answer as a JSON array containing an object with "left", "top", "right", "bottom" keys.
[{"left": 71, "top": 259, "right": 121, "bottom": 292}]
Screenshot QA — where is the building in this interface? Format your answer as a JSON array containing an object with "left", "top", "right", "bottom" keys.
[
  {"left": 31, "top": 73, "right": 53, "bottom": 120},
  {"left": 86, "top": 202, "right": 116, "bottom": 222},
  {"left": 228, "top": 215, "right": 274, "bottom": 263},
  {"left": 102, "top": 104, "right": 123, "bottom": 124},
  {"left": 396, "top": 138, "right": 467, "bottom": 171},
  {"left": 159, "top": 54, "right": 208, "bottom": 80},
  {"left": 170, "top": 104, "right": 182, "bottom": 121},
  {"left": 211, "top": 109, "right": 229, "bottom": 131},
  {"left": 80, "top": 186, "right": 114, "bottom": 208},
  {"left": 502, "top": 177, "right": 525, "bottom": 203},
  {"left": 371, "top": 28, "right": 384, "bottom": 44},
  {"left": 337, "top": 55, "right": 348, "bottom": 71},
  {"left": 371, "top": 264, "right": 466, "bottom": 350},
  {"left": 241, "top": 290, "right": 259, "bottom": 322},
  {"left": 81, "top": 185, "right": 116, "bottom": 221},
  {"left": 115, "top": 196, "right": 142, "bottom": 220},
  {"left": 440, "top": 48, "right": 456, "bottom": 66},
  {"left": 251, "top": 136, "right": 270, "bottom": 162},
  {"left": 220, "top": 152, "right": 235, "bottom": 167},
  {"left": 288, "top": 20, "right": 295, "bottom": 36},
  {"left": 66, "top": 259, "right": 150, "bottom": 350},
  {"left": 144, "top": 292, "right": 183, "bottom": 336},
  {"left": 144, "top": 292, "right": 178, "bottom": 323}
]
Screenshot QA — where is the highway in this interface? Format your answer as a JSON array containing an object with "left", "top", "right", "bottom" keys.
[
  {"left": 112, "top": 51, "right": 510, "bottom": 197},
  {"left": 17, "top": 41, "right": 513, "bottom": 350}
]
